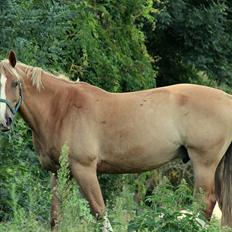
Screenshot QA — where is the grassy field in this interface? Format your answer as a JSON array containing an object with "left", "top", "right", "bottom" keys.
[{"left": 0, "top": 149, "right": 231, "bottom": 232}]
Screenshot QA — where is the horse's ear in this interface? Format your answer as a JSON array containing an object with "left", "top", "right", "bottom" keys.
[{"left": 8, "top": 50, "right": 17, "bottom": 68}]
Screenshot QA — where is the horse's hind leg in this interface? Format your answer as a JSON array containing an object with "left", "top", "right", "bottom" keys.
[
  {"left": 188, "top": 146, "right": 226, "bottom": 220},
  {"left": 71, "top": 161, "right": 113, "bottom": 231},
  {"left": 191, "top": 161, "right": 217, "bottom": 219}
]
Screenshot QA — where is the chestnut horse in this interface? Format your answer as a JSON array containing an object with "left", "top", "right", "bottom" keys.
[{"left": 0, "top": 51, "right": 232, "bottom": 229}]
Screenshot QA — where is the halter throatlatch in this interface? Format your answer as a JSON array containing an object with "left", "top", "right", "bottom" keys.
[{"left": 0, "top": 80, "right": 23, "bottom": 115}]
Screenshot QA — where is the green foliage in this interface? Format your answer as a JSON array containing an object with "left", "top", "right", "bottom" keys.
[
  {"left": 0, "top": 0, "right": 155, "bottom": 91},
  {"left": 56, "top": 145, "right": 96, "bottom": 231},
  {"left": 0, "top": 144, "right": 223, "bottom": 231},
  {"left": 0, "top": 169, "right": 50, "bottom": 232},
  {"left": 146, "top": 0, "right": 232, "bottom": 86},
  {"left": 128, "top": 179, "right": 221, "bottom": 232},
  {"left": 0, "top": 174, "right": 226, "bottom": 232},
  {"left": 0, "top": 118, "right": 49, "bottom": 221}
]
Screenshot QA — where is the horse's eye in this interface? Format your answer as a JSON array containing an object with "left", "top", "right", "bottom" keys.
[{"left": 12, "top": 81, "right": 18, "bottom": 88}]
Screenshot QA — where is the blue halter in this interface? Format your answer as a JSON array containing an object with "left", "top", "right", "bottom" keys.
[{"left": 0, "top": 81, "right": 23, "bottom": 115}]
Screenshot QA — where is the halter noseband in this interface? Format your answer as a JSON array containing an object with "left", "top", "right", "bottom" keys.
[{"left": 0, "top": 80, "right": 23, "bottom": 115}]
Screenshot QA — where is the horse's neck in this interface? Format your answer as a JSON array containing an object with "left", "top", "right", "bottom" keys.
[{"left": 19, "top": 74, "right": 65, "bottom": 137}]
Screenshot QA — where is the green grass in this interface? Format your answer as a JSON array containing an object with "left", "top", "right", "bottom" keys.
[{"left": 0, "top": 148, "right": 231, "bottom": 232}]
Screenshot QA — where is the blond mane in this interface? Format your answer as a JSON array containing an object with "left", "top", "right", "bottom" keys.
[
  {"left": 0, "top": 60, "right": 77, "bottom": 91},
  {"left": 0, "top": 59, "right": 21, "bottom": 80}
]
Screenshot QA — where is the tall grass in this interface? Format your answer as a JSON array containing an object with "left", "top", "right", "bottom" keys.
[{"left": 0, "top": 147, "right": 231, "bottom": 232}]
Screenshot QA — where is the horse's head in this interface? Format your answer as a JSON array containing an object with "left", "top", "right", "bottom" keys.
[{"left": 0, "top": 51, "right": 23, "bottom": 131}]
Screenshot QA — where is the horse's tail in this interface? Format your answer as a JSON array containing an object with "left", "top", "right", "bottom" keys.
[{"left": 215, "top": 143, "right": 232, "bottom": 226}]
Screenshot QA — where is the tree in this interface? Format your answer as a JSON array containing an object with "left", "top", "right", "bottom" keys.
[
  {"left": 0, "top": 0, "right": 155, "bottom": 92},
  {"left": 145, "top": 0, "right": 232, "bottom": 86}
]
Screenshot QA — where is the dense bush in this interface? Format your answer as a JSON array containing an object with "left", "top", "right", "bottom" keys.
[
  {"left": 145, "top": 0, "right": 232, "bottom": 86},
  {"left": 0, "top": 0, "right": 155, "bottom": 92},
  {"left": 0, "top": 118, "right": 49, "bottom": 222}
]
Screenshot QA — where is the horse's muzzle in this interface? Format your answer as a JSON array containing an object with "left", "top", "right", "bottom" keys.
[
  {"left": 0, "top": 124, "right": 10, "bottom": 132},
  {"left": 0, "top": 115, "right": 13, "bottom": 132}
]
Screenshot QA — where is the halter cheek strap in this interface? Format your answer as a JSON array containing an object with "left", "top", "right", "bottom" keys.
[{"left": 0, "top": 80, "right": 24, "bottom": 115}]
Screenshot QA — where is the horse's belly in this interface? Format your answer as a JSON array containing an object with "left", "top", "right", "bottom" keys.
[
  {"left": 96, "top": 103, "right": 182, "bottom": 173},
  {"left": 97, "top": 145, "right": 179, "bottom": 174}
]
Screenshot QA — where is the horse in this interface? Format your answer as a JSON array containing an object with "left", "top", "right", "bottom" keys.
[{"left": 0, "top": 51, "right": 232, "bottom": 229}]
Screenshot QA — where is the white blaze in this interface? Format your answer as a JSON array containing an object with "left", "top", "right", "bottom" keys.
[{"left": 0, "top": 73, "right": 7, "bottom": 123}]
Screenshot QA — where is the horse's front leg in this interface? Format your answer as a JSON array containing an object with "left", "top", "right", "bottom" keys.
[
  {"left": 50, "top": 173, "right": 59, "bottom": 230},
  {"left": 71, "top": 160, "right": 113, "bottom": 232}
]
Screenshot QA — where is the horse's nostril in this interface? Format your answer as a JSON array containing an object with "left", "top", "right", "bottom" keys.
[
  {"left": 6, "top": 116, "right": 12, "bottom": 126},
  {"left": 0, "top": 122, "right": 10, "bottom": 132}
]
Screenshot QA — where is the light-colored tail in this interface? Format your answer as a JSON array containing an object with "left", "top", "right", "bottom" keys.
[{"left": 215, "top": 143, "right": 232, "bottom": 226}]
